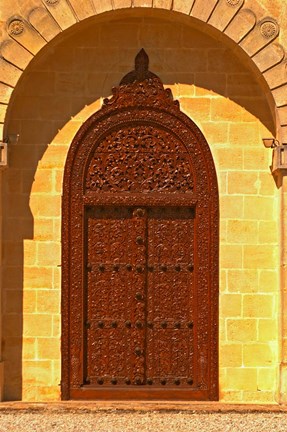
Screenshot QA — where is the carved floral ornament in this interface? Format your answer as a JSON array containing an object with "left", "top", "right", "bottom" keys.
[
  {"left": 260, "top": 18, "right": 279, "bottom": 39},
  {"left": 8, "top": 19, "right": 25, "bottom": 36},
  {"left": 226, "top": 0, "right": 243, "bottom": 7},
  {"left": 45, "top": 0, "right": 60, "bottom": 4},
  {"left": 86, "top": 50, "right": 193, "bottom": 194},
  {"left": 86, "top": 125, "right": 194, "bottom": 193}
]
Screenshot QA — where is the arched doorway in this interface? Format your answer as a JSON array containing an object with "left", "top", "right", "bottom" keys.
[{"left": 62, "top": 50, "right": 219, "bottom": 400}]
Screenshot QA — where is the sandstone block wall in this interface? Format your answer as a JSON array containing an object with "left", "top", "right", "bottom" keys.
[{"left": 2, "top": 12, "right": 280, "bottom": 402}]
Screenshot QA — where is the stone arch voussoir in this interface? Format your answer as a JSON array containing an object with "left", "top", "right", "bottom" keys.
[{"left": 0, "top": 0, "right": 287, "bottom": 142}]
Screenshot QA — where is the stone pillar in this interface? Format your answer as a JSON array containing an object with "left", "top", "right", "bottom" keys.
[
  {"left": 0, "top": 171, "right": 4, "bottom": 401},
  {"left": 280, "top": 174, "right": 287, "bottom": 404}
]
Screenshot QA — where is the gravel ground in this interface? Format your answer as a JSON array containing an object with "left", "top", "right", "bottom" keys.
[{"left": 0, "top": 411, "right": 286, "bottom": 432}]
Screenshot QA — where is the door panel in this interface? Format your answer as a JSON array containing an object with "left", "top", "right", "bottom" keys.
[
  {"left": 85, "top": 205, "right": 199, "bottom": 395},
  {"left": 146, "top": 207, "right": 195, "bottom": 388},
  {"left": 86, "top": 207, "right": 146, "bottom": 386}
]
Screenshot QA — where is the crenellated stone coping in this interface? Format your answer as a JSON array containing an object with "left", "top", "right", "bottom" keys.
[{"left": 0, "top": 0, "right": 286, "bottom": 142}]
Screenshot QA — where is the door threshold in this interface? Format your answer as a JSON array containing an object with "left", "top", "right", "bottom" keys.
[{"left": 0, "top": 401, "right": 284, "bottom": 413}]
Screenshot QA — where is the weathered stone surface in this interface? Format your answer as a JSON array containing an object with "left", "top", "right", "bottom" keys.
[
  {"left": 278, "top": 106, "right": 287, "bottom": 126},
  {"left": 240, "top": 19, "right": 280, "bottom": 57},
  {"left": 92, "top": 0, "right": 113, "bottom": 13},
  {"left": 42, "top": 0, "right": 77, "bottom": 30},
  {"left": 29, "top": 7, "right": 61, "bottom": 42},
  {"left": 191, "top": 0, "right": 219, "bottom": 22},
  {"left": 0, "top": 39, "right": 33, "bottom": 70},
  {"left": 113, "top": 0, "right": 132, "bottom": 8},
  {"left": 272, "top": 83, "right": 287, "bottom": 107},
  {"left": 243, "top": 344, "right": 274, "bottom": 366},
  {"left": 133, "top": 0, "right": 152, "bottom": 7},
  {"left": 164, "top": 48, "right": 208, "bottom": 72},
  {"left": 0, "top": 123, "right": 4, "bottom": 140},
  {"left": 253, "top": 43, "right": 285, "bottom": 73},
  {"left": 7, "top": 18, "right": 46, "bottom": 55},
  {"left": 281, "top": 125, "right": 287, "bottom": 143},
  {"left": 0, "top": 58, "right": 22, "bottom": 87},
  {"left": 97, "top": 22, "right": 139, "bottom": 47},
  {"left": 139, "top": 22, "right": 181, "bottom": 48},
  {"left": 209, "top": 0, "right": 244, "bottom": 32},
  {"left": 227, "top": 73, "right": 262, "bottom": 97},
  {"left": 208, "top": 48, "right": 244, "bottom": 73},
  {"left": 279, "top": 364, "right": 287, "bottom": 403},
  {"left": 153, "top": 0, "right": 172, "bottom": 9},
  {"left": 263, "top": 61, "right": 287, "bottom": 90},
  {"left": 224, "top": 9, "right": 256, "bottom": 43},
  {"left": 68, "top": 0, "right": 95, "bottom": 20},
  {"left": 0, "top": 83, "right": 13, "bottom": 104},
  {"left": 0, "top": 104, "right": 8, "bottom": 123},
  {"left": 172, "top": 0, "right": 195, "bottom": 15}
]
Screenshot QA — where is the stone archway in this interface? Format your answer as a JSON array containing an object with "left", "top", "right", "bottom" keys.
[
  {"left": 0, "top": 0, "right": 286, "bottom": 144},
  {"left": 0, "top": 0, "right": 286, "bottom": 404}
]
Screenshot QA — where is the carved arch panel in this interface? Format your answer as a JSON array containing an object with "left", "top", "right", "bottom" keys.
[{"left": 62, "top": 50, "right": 219, "bottom": 400}]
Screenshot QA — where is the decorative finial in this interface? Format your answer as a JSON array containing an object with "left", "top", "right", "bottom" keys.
[
  {"left": 119, "top": 49, "right": 158, "bottom": 85},
  {"left": 135, "top": 49, "right": 149, "bottom": 81}
]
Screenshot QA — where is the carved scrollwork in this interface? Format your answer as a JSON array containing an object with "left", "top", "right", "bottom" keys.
[
  {"left": 103, "top": 49, "right": 179, "bottom": 111},
  {"left": 86, "top": 125, "right": 194, "bottom": 193},
  {"left": 103, "top": 77, "right": 179, "bottom": 111}
]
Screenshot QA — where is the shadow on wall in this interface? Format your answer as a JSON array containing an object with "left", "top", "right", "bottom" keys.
[{"left": 2, "top": 12, "right": 275, "bottom": 400}]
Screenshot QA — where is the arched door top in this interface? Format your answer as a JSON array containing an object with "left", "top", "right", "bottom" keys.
[{"left": 64, "top": 49, "right": 218, "bottom": 204}]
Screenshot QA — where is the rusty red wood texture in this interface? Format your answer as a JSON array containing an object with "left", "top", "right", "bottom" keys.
[{"left": 62, "top": 50, "right": 219, "bottom": 401}]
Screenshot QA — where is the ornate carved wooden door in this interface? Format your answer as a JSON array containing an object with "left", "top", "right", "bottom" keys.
[{"left": 62, "top": 50, "right": 219, "bottom": 401}]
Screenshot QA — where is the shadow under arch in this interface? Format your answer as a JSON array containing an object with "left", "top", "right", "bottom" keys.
[{"left": 4, "top": 7, "right": 277, "bottom": 141}]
